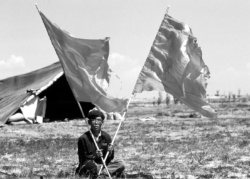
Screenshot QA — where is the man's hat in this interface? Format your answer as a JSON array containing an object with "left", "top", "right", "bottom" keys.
[{"left": 88, "top": 108, "right": 105, "bottom": 120}]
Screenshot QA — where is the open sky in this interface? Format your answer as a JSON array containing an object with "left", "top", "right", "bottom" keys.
[{"left": 1, "top": 0, "right": 250, "bottom": 99}]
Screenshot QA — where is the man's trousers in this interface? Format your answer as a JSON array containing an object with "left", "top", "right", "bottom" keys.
[{"left": 76, "top": 159, "right": 125, "bottom": 178}]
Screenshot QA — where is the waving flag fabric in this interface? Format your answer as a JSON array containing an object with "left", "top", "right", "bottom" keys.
[
  {"left": 37, "top": 8, "right": 128, "bottom": 113},
  {"left": 133, "top": 12, "right": 217, "bottom": 118}
]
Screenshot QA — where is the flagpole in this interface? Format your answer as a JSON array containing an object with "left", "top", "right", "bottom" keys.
[
  {"left": 98, "top": 6, "right": 170, "bottom": 172},
  {"left": 76, "top": 101, "right": 112, "bottom": 179},
  {"left": 98, "top": 96, "right": 133, "bottom": 175},
  {"left": 35, "top": 5, "right": 111, "bottom": 177},
  {"left": 99, "top": 6, "right": 170, "bottom": 174}
]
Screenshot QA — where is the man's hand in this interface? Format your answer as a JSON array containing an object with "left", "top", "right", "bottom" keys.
[
  {"left": 108, "top": 144, "right": 114, "bottom": 153},
  {"left": 96, "top": 149, "right": 103, "bottom": 158}
]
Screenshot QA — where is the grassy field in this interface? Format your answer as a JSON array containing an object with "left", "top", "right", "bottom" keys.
[{"left": 1, "top": 102, "right": 250, "bottom": 178}]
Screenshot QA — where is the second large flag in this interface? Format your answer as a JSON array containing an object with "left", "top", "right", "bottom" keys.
[{"left": 133, "top": 12, "right": 217, "bottom": 118}]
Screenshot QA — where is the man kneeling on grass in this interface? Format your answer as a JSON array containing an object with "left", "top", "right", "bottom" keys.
[{"left": 76, "top": 109, "right": 125, "bottom": 179}]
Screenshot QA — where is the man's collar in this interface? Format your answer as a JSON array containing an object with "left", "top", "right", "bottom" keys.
[
  {"left": 89, "top": 130, "right": 102, "bottom": 142},
  {"left": 95, "top": 131, "right": 102, "bottom": 142}
]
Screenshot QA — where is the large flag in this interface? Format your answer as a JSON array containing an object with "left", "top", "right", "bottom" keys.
[
  {"left": 133, "top": 12, "right": 217, "bottom": 118},
  {"left": 37, "top": 7, "right": 128, "bottom": 113}
]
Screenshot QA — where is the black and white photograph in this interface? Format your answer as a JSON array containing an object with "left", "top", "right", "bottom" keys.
[{"left": 0, "top": 0, "right": 250, "bottom": 178}]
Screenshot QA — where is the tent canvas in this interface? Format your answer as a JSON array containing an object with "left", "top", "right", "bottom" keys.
[{"left": 0, "top": 61, "right": 94, "bottom": 124}]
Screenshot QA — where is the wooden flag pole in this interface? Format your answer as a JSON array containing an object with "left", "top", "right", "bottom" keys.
[
  {"left": 76, "top": 101, "right": 112, "bottom": 179},
  {"left": 35, "top": 5, "right": 111, "bottom": 177},
  {"left": 98, "top": 96, "right": 133, "bottom": 175},
  {"left": 99, "top": 6, "right": 171, "bottom": 175}
]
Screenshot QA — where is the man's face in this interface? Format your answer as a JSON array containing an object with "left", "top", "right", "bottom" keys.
[{"left": 90, "top": 116, "right": 103, "bottom": 131}]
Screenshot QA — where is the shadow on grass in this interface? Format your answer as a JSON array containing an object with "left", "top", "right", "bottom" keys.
[{"left": 126, "top": 172, "right": 154, "bottom": 179}]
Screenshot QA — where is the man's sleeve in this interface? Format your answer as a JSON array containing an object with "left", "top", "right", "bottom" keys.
[
  {"left": 106, "top": 134, "right": 114, "bottom": 164},
  {"left": 78, "top": 137, "right": 96, "bottom": 162}
]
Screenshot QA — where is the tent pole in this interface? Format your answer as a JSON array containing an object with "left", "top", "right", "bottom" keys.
[
  {"left": 22, "top": 71, "right": 64, "bottom": 107},
  {"left": 98, "top": 95, "right": 133, "bottom": 175},
  {"left": 76, "top": 101, "right": 112, "bottom": 179}
]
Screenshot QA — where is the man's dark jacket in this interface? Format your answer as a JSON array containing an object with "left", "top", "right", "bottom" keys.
[{"left": 77, "top": 130, "right": 114, "bottom": 166}]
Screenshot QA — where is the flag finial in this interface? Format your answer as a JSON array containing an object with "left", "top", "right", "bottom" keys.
[
  {"left": 166, "top": 6, "right": 170, "bottom": 15},
  {"left": 35, "top": 3, "right": 40, "bottom": 12}
]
